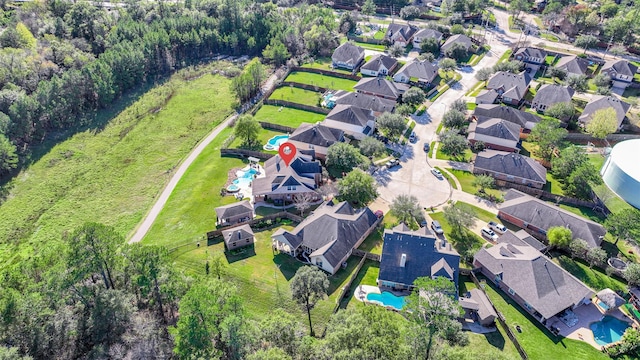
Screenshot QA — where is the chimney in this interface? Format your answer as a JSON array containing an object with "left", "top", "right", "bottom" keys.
[
  {"left": 237, "top": 231, "right": 241, "bottom": 239},
  {"left": 441, "top": 239, "right": 447, "bottom": 248},
  {"left": 400, "top": 254, "right": 407, "bottom": 267}
]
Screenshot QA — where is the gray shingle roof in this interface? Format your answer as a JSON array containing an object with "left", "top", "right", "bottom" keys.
[
  {"left": 354, "top": 77, "right": 407, "bottom": 99},
  {"left": 394, "top": 59, "right": 440, "bottom": 83},
  {"left": 325, "top": 104, "right": 375, "bottom": 127},
  {"left": 333, "top": 90, "right": 397, "bottom": 114},
  {"left": 468, "top": 117, "right": 521, "bottom": 142},
  {"left": 475, "top": 89, "right": 499, "bottom": 104},
  {"left": 414, "top": 28, "right": 443, "bottom": 42},
  {"left": 474, "top": 150, "right": 547, "bottom": 184},
  {"left": 555, "top": 55, "right": 589, "bottom": 76},
  {"left": 499, "top": 189, "right": 606, "bottom": 248},
  {"left": 473, "top": 104, "right": 542, "bottom": 129},
  {"left": 602, "top": 59, "right": 638, "bottom": 77},
  {"left": 462, "top": 289, "right": 497, "bottom": 324},
  {"left": 498, "top": 229, "right": 547, "bottom": 252},
  {"left": 252, "top": 153, "right": 321, "bottom": 196},
  {"left": 289, "top": 123, "right": 344, "bottom": 147},
  {"left": 215, "top": 200, "right": 253, "bottom": 220},
  {"left": 222, "top": 224, "right": 254, "bottom": 246},
  {"left": 487, "top": 71, "right": 532, "bottom": 102},
  {"left": 532, "top": 84, "right": 575, "bottom": 108},
  {"left": 514, "top": 47, "right": 547, "bottom": 63},
  {"left": 332, "top": 42, "right": 365, "bottom": 65},
  {"left": 474, "top": 241, "right": 594, "bottom": 319},
  {"left": 596, "top": 288, "right": 625, "bottom": 309},
  {"left": 578, "top": 95, "right": 631, "bottom": 128},
  {"left": 379, "top": 226, "right": 460, "bottom": 288},
  {"left": 441, "top": 34, "right": 473, "bottom": 52},
  {"left": 386, "top": 23, "right": 418, "bottom": 42},
  {"left": 361, "top": 54, "right": 398, "bottom": 72}
]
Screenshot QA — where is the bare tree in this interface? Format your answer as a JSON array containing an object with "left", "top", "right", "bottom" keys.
[
  {"left": 317, "top": 182, "right": 338, "bottom": 200},
  {"left": 294, "top": 193, "right": 314, "bottom": 216}
]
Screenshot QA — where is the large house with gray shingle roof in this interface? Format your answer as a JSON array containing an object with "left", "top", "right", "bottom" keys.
[
  {"left": 498, "top": 189, "right": 606, "bottom": 248},
  {"left": 601, "top": 59, "right": 638, "bottom": 89},
  {"left": 473, "top": 239, "right": 594, "bottom": 324},
  {"left": 531, "top": 84, "right": 574, "bottom": 113},
  {"left": 393, "top": 59, "right": 440, "bottom": 86},
  {"left": 385, "top": 23, "right": 418, "bottom": 46},
  {"left": 412, "top": 28, "right": 443, "bottom": 49},
  {"left": 354, "top": 77, "right": 408, "bottom": 100},
  {"left": 288, "top": 123, "right": 344, "bottom": 159},
  {"left": 441, "top": 34, "right": 473, "bottom": 53},
  {"left": 578, "top": 95, "right": 630, "bottom": 130},
  {"left": 513, "top": 47, "right": 546, "bottom": 73},
  {"left": 378, "top": 224, "right": 460, "bottom": 291},
  {"left": 332, "top": 42, "right": 365, "bottom": 70},
  {"left": 331, "top": 90, "right": 397, "bottom": 114},
  {"left": 271, "top": 201, "right": 380, "bottom": 274},
  {"left": 555, "top": 55, "right": 589, "bottom": 77},
  {"left": 486, "top": 71, "right": 532, "bottom": 106},
  {"left": 360, "top": 54, "right": 398, "bottom": 77},
  {"left": 321, "top": 104, "right": 376, "bottom": 140},
  {"left": 467, "top": 118, "right": 522, "bottom": 152},
  {"left": 473, "top": 104, "right": 542, "bottom": 130},
  {"left": 252, "top": 152, "right": 322, "bottom": 203},
  {"left": 473, "top": 150, "right": 547, "bottom": 189}
]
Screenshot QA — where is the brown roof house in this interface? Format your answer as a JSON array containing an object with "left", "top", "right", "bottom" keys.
[
  {"left": 288, "top": 123, "right": 344, "bottom": 159},
  {"left": 473, "top": 239, "right": 594, "bottom": 324},
  {"left": 467, "top": 117, "right": 522, "bottom": 152},
  {"left": 332, "top": 42, "right": 365, "bottom": 70},
  {"left": 473, "top": 150, "right": 547, "bottom": 189},
  {"left": 271, "top": 201, "right": 380, "bottom": 274},
  {"left": 498, "top": 189, "right": 606, "bottom": 248},
  {"left": 486, "top": 71, "right": 532, "bottom": 106},
  {"left": 555, "top": 55, "right": 589, "bottom": 77},
  {"left": 321, "top": 104, "right": 376, "bottom": 140},
  {"left": 473, "top": 104, "right": 542, "bottom": 130},
  {"left": 222, "top": 224, "right": 255, "bottom": 251},
  {"left": 215, "top": 200, "right": 254, "bottom": 226},
  {"left": 252, "top": 152, "right": 322, "bottom": 204},
  {"left": 601, "top": 59, "right": 638, "bottom": 89},
  {"left": 531, "top": 84, "right": 574, "bottom": 113},
  {"left": 354, "top": 77, "right": 408, "bottom": 100},
  {"left": 412, "top": 28, "right": 443, "bottom": 49},
  {"left": 385, "top": 23, "right": 418, "bottom": 46},
  {"left": 360, "top": 54, "right": 399, "bottom": 77},
  {"left": 578, "top": 96, "right": 631, "bottom": 130},
  {"left": 393, "top": 59, "right": 440, "bottom": 87}
]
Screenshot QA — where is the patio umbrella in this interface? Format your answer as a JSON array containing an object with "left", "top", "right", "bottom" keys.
[{"left": 596, "top": 288, "right": 625, "bottom": 310}]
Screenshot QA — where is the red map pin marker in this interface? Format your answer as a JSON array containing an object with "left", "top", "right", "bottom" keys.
[{"left": 278, "top": 141, "right": 297, "bottom": 167}]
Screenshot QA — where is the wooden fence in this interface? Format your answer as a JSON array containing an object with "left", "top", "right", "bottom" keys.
[
  {"left": 332, "top": 255, "right": 368, "bottom": 314},
  {"left": 259, "top": 121, "right": 295, "bottom": 133},
  {"left": 263, "top": 99, "right": 330, "bottom": 114},
  {"left": 291, "top": 66, "right": 362, "bottom": 81},
  {"left": 220, "top": 148, "right": 275, "bottom": 160},
  {"left": 495, "top": 180, "right": 606, "bottom": 211},
  {"left": 206, "top": 211, "right": 303, "bottom": 240},
  {"left": 352, "top": 249, "right": 381, "bottom": 261}
]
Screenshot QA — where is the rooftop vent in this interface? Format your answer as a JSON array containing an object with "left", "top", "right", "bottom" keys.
[{"left": 400, "top": 253, "right": 407, "bottom": 267}]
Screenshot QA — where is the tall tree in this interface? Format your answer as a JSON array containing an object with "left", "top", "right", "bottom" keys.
[
  {"left": 529, "top": 118, "right": 567, "bottom": 162},
  {"left": 443, "top": 203, "right": 475, "bottom": 235},
  {"left": 547, "top": 226, "right": 572, "bottom": 248},
  {"left": 326, "top": 142, "right": 366, "bottom": 174},
  {"left": 293, "top": 192, "right": 314, "bottom": 216},
  {"left": 574, "top": 34, "right": 598, "bottom": 54},
  {"left": 586, "top": 247, "right": 607, "bottom": 268},
  {"left": 289, "top": 266, "right": 329, "bottom": 336},
  {"left": 358, "top": 136, "right": 386, "bottom": 158},
  {"left": 439, "top": 129, "right": 468, "bottom": 157},
  {"left": 564, "top": 163, "right": 602, "bottom": 200},
  {"left": 569, "top": 239, "right": 589, "bottom": 259},
  {"left": 376, "top": 112, "right": 406, "bottom": 140},
  {"left": 442, "top": 109, "right": 466, "bottom": 129},
  {"left": 234, "top": 115, "right": 261, "bottom": 147},
  {"left": 605, "top": 209, "right": 640, "bottom": 245},
  {"left": 625, "top": 263, "right": 640, "bottom": 286},
  {"left": 472, "top": 174, "right": 495, "bottom": 193},
  {"left": 402, "top": 87, "right": 426, "bottom": 106},
  {"left": 0, "top": 134, "right": 18, "bottom": 175},
  {"left": 390, "top": 194, "right": 423, "bottom": 225},
  {"left": 552, "top": 145, "right": 588, "bottom": 181},
  {"left": 585, "top": 108, "right": 618, "bottom": 147},
  {"left": 545, "top": 102, "right": 574, "bottom": 122},
  {"left": 256, "top": 309, "right": 304, "bottom": 357},
  {"left": 361, "top": 0, "right": 377, "bottom": 20},
  {"left": 337, "top": 169, "right": 378, "bottom": 206}
]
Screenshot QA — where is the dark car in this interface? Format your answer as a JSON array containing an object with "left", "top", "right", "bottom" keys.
[{"left": 423, "top": 142, "right": 430, "bottom": 152}]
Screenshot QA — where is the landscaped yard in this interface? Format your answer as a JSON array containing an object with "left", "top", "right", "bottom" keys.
[
  {"left": 228, "top": 128, "right": 286, "bottom": 153},
  {"left": 480, "top": 275, "right": 610, "bottom": 360},
  {"left": 430, "top": 210, "right": 486, "bottom": 259},
  {"left": 435, "top": 147, "right": 473, "bottom": 162},
  {"left": 300, "top": 57, "right": 352, "bottom": 74},
  {"left": 448, "top": 169, "right": 504, "bottom": 200},
  {"left": 253, "top": 104, "right": 326, "bottom": 128},
  {"left": 269, "top": 86, "right": 322, "bottom": 107},
  {"left": 544, "top": 172, "right": 565, "bottom": 196},
  {"left": 285, "top": 71, "right": 358, "bottom": 91},
  {"left": 553, "top": 254, "right": 627, "bottom": 292}
]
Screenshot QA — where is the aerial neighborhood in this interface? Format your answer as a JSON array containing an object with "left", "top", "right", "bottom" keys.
[{"left": 3, "top": 0, "right": 640, "bottom": 359}]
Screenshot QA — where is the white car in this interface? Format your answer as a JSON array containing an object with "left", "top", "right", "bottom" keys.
[
  {"left": 481, "top": 228, "right": 499, "bottom": 242},
  {"left": 488, "top": 221, "right": 507, "bottom": 234},
  {"left": 430, "top": 168, "right": 444, "bottom": 179}
]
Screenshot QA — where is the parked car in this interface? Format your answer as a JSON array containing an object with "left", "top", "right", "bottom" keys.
[
  {"left": 488, "top": 221, "right": 507, "bottom": 234},
  {"left": 431, "top": 220, "right": 444, "bottom": 235},
  {"left": 431, "top": 168, "right": 444, "bottom": 179},
  {"left": 423, "top": 142, "right": 430, "bottom": 152},
  {"left": 409, "top": 131, "right": 417, "bottom": 143},
  {"left": 481, "top": 228, "right": 499, "bottom": 242},
  {"left": 386, "top": 158, "right": 400, "bottom": 168}
]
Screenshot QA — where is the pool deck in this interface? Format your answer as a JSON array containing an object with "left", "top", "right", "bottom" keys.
[
  {"left": 355, "top": 285, "right": 407, "bottom": 309},
  {"left": 548, "top": 302, "right": 635, "bottom": 349},
  {"left": 230, "top": 164, "right": 265, "bottom": 200}
]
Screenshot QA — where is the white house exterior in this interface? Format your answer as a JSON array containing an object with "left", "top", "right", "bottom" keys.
[{"left": 601, "top": 60, "right": 638, "bottom": 89}]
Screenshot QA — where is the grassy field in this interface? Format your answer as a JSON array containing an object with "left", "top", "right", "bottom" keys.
[
  {"left": 448, "top": 169, "right": 504, "bottom": 200},
  {"left": 480, "top": 276, "right": 609, "bottom": 360},
  {"left": 269, "top": 86, "right": 322, "bottom": 107},
  {"left": 285, "top": 71, "right": 357, "bottom": 91},
  {"left": 430, "top": 210, "right": 486, "bottom": 258},
  {"left": 0, "top": 66, "right": 236, "bottom": 268},
  {"left": 229, "top": 128, "right": 286, "bottom": 153},
  {"left": 300, "top": 57, "right": 352, "bottom": 74},
  {"left": 253, "top": 105, "right": 326, "bottom": 128},
  {"left": 544, "top": 172, "right": 565, "bottom": 196}
]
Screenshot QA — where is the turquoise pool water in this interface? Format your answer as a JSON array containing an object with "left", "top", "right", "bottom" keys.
[
  {"left": 232, "top": 168, "right": 258, "bottom": 188},
  {"left": 597, "top": 300, "right": 610, "bottom": 311},
  {"left": 590, "top": 316, "right": 630, "bottom": 345},
  {"left": 367, "top": 292, "right": 406, "bottom": 310},
  {"left": 263, "top": 135, "right": 289, "bottom": 151}
]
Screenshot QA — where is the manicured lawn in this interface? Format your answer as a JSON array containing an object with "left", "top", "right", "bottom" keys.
[
  {"left": 480, "top": 276, "right": 610, "bottom": 360},
  {"left": 466, "top": 102, "right": 477, "bottom": 110},
  {"left": 540, "top": 33, "right": 560, "bottom": 42},
  {"left": 300, "top": 57, "right": 352, "bottom": 74},
  {"left": 253, "top": 105, "right": 326, "bottom": 128},
  {"left": 285, "top": 71, "right": 358, "bottom": 91},
  {"left": 454, "top": 202, "right": 499, "bottom": 223},
  {"left": 229, "top": 128, "right": 286, "bottom": 153},
  {"left": 373, "top": 29, "right": 385, "bottom": 40},
  {"left": 353, "top": 41, "right": 387, "bottom": 51},
  {"left": 342, "top": 260, "right": 381, "bottom": 309},
  {"left": 497, "top": 49, "right": 512, "bottom": 64},
  {"left": 557, "top": 203, "right": 605, "bottom": 224},
  {"left": 430, "top": 211, "right": 485, "bottom": 258},
  {"left": 435, "top": 166, "right": 458, "bottom": 190},
  {"left": 435, "top": 147, "right": 473, "bottom": 162},
  {"left": 0, "top": 66, "right": 236, "bottom": 268},
  {"left": 269, "top": 86, "right": 322, "bottom": 107},
  {"left": 553, "top": 254, "right": 627, "bottom": 292},
  {"left": 448, "top": 169, "right": 504, "bottom": 200},
  {"left": 544, "top": 172, "right": 565, "bottom": 196},
  {"left": 593, "top": 183, "right": 635, "bottom": 214}
]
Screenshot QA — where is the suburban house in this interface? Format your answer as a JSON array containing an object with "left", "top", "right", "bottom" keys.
[
  {"left": 215, "top": 200, "right": 254, "bottom": 226},
  {"left": 392, "top": 59, "right": 440, "bottom": 87},
  {"left": 385, "top": 23, "right": 418, "bottom": 46},
  {"left": 555, "top": 55, "right": 589, "bottom": 77},
  {"left": 486, "top": 71, "right": 532, "bottom": 106},
  {"left": 475, "top": 89, "right": 500, "bottom": 105},
  {"left": 459, "top": 289, "right": 498, "bottom": 326},
  {"left": 252, "top": 152, "right": 322, "bottom": 203},
  {"left": 321, "top": 104, "right": 376, "bottom": 140},
  {"left": 473, "top": 104, "right": 542, "bottom": 130},
  {"left": 473, "top": 240, "right": 594, "bottom": 325},
  {"left": 329, "top": 90, "right": 396, "bottom": 114},
  {"left": 288, "top": 123, "right": 344, "bottom": 159},
  {"left": 473, "top": 150, "right": 547, "bottom": 189},
  {"left": 360, "top": 54, "right": 399, "bottom": 77},
  {"left": 331, "top": 42, "right": 365, "bottom": 71},
  {"left": 498, "top": 229, "right": 547, "bottom": 252},
  {"left": 467, "top": 117, "right": 522, "bottom": 152},
  {"left": 412, "top": 28, "right": 443, "bottom": 49},
  {"left": 531, "top": 84, "right": 575, "bottom": 113},
  {"left": 271, "top": 201, "right": 380, "bottom": 275},
  {"left": 513, "top": 47, "right": 547, "bottom": 73},
  {"left": 441, "top": 34, "right": 474, "bottom": 54},
  {"left": 222, "top": 224, "right": 255, "bottom": 251},
  {"left": 354, "top": 77, "right": 408, "bottom": 101},
  {"left": 578, "top": 95, "right": 631, "bottom": 130},
  {"left": 600, "top": 59, "right": 638, "bottom": 89},
  {"left": 378, "top": 224, "right": 460, "bottom": 291},
  {"left": 498, "top": 189, "right": 607, "bottom": 248}
]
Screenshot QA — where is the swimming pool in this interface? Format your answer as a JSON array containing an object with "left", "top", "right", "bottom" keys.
[
  {"left": 263, "top": 135, "right": 289, "bottom": 151},
  {"left": 590, "top": 316, "right": 631, "bottom": 345},
  {"left": 227, "top": 168, "right": 258, "bottom": 191},
  {"left": 366, "top": 292, "right": 406, "bottom": 310},
  {"left": 597, "top": 300, "right": 610, "bottom": 312}
]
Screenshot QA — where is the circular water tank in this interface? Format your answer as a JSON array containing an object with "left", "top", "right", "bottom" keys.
[{"left": 601, "top": 139, "right": 640, "bottom": 210}]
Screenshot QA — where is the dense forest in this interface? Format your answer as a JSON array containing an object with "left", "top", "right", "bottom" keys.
[{"left": 0, "top": 0, "right": 339, "bottom": 178}]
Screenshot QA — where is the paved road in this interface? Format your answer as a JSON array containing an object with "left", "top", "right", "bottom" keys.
[{"left": 128, "top": 72, "right": 281, "bottom": 243}]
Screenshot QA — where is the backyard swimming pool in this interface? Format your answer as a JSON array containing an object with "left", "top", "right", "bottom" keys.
[
  {"left": 263, "top": 135, "right": 289, "bottom": 151},
  {"left": 366, "top": 292, "right": 406, "bottom": 310},
  {"left": 226, "top": 168, "right": 259, "bottom": 192},
  {"left": 590, "top": 315, "right": 631, "bottom": 346}
]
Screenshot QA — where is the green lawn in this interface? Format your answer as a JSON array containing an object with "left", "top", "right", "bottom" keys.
[
  {"left": 229, "top": 128, "right": 286, "bottom": 153},
  {"left": 435, "top": 147, "right": 473, "bottom": 162},
  {"left": 0, "top": 66, "right": 236, "bottom": 269},
  {"left": 373, "top": 29, "right": 385, "bottom": 40},
  {"left": 253, "top": 105, "right": 326, "bottom": 128},
  {"left": 269, "top": 86, "right": 322, "bottom": 107},
  {"left": 497, "top": 49, "right": 512, "bottom": 64},
  {"left": 300, "top": 57, "right": 352, "bottom": 74},
  {"left": 448, "top": 169, "right": 504, "bottom": 200},
  {"left": 557, "top": 203, "right": 605, "bottom": 224},
  {"left": 435, "top": 166, "right": 458, "bottom": 190},
  {"left": 430, "top": 211, "right": 485, "bottom": 258},
  {"left": 454, "top": 202, "right": 499, "bottom": 223},
  {"left": 480, "top": 276, "right": 610, "bottom": 360},
  {"left": 553, "top": 254, "right": 627, "bottom": 292},
  {"left": 342, "top": 259, "right": 381, "bottom": 309},
  {"left": 540, "top": 33, "right": 560, "bottom": 42},
  {"left": 544, "top": 172, "right": 565, "bottom": 196},
  {"left": 285, "top": 71, "right": 358, "bottom": 91}
]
